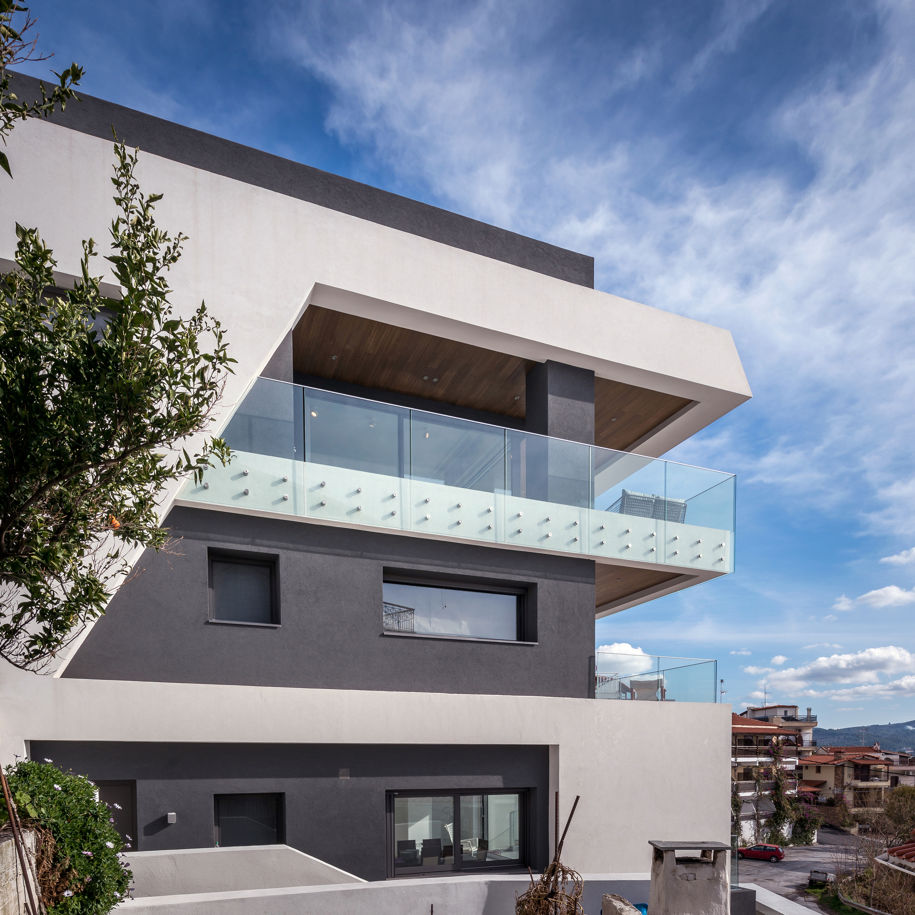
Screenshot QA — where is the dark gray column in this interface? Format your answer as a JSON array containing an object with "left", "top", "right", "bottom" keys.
[{"left": 525, "top": 361, "right": 594, "bottom": 444}]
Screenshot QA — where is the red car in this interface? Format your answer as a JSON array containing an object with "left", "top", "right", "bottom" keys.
[{"left": 737, "top": 843, "right": 784, "bottom": 862}]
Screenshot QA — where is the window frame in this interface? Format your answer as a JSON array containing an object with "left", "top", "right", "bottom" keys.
[
  {"left": 381, "top": 571, "right": 536, "bottom": 643},
  {"left": 386, "top": 788, "right": 529, "bottom": 878},
  {"left": 213, "top": 792, "right": 285, "bottom": 847},
  {"left": 207, "top": 549, "right": 280, "bottom": 628}
]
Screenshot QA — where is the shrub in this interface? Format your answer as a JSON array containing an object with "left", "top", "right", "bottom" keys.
[{"left": 1, "top": 759, "right": 130, "bottom": 912}]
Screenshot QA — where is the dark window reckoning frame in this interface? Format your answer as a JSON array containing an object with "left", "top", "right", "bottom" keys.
[
  {"left": 208, "top": 549, "right": 280, "bottom": 626},
  {"left": 214, "top": 792, "right": 285, "bottom": 847},
  {"left": 382, "top": 571, "right": 535, "bottom": 642},
  {"left": 386, "top": 788, "right": 530, "bottom": 878}
]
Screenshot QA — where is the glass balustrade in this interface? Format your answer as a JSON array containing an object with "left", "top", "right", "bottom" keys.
[
  {"left": 181, "top": 377, "right": 736, "bottom": 572},
  {"left": 594, "top": 651, "right": 718, "bottom": 703}
]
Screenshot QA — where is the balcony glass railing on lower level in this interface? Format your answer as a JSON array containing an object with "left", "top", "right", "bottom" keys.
[
  {"left": 594, "top": 651, "right": 718, "bottom": 703},
  {"left": 179, "top": 378, "right": 736, "bottom": 572}
]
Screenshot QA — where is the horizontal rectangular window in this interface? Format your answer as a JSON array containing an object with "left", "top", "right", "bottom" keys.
[
  {"left": 209, "top": 551, "right": 278, "bottom": 625},
  {"left": 382, "top": 578, "right": 527, "bottom": 641},
  {"left": 215, "top": 793, "right": 284, "bottom": 847},
  {"left": 390, "top": 790, "right": 525, "bottom": 876}
]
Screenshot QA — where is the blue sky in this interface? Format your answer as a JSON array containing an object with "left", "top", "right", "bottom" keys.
[{"left": 15, "top": 0, "right": 915, "bottom": 729}]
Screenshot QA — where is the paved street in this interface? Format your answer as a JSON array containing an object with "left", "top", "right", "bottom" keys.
[{"left": 737, "top": 830, "right": 860, "bottom": 911}]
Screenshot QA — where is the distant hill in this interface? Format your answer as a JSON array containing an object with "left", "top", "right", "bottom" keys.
[{"left": 813, "top": 720, "right": 915, "bottom": 752}]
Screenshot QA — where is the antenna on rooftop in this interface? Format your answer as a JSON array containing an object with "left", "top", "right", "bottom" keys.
[{"left": 719, "top": 678, "right": 727, "bottom": 703}]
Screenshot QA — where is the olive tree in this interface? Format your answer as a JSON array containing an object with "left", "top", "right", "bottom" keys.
[{"left": 1, "top": 4, "right": 233, "bottom": 670}]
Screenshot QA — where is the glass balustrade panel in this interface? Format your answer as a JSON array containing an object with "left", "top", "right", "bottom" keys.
[
  {"left": 410, "top": 412, "right": 505, "bottom": 493},
  {"left": 304, "top": 388, "right": 409, "bottom": 479},
  {"left": 505, "top": 429, "right": 591, "bottom": 508},
  {"left": 222, "top": 376, "right": 302, "bottom": 460}
]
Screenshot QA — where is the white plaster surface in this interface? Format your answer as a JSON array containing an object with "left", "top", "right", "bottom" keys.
[
  {"left": 125, "top": 845, "right": 363, "bottom": 897},
  {"left": 0, "top": 669, "right": 732, "bottom": 875},
  {"left": 117, "top": 872, "right": 653, "bottom": 915}
]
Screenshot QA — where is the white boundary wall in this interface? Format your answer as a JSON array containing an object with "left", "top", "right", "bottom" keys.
[{"left": 0, "top": 672, "right": 731, "bottom": 875}]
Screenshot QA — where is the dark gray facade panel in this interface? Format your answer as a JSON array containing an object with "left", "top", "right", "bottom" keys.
[
  {"left": 11, "top": 73, "right": 593, "bottom": 287},
  {"left": 64, "top": 507, "right": 596, "bottom": 697},
  {"left": 29, "top": 742, "right": 550, "bottom": 881},
  {"left": 525, "top": 360, "right": 595, "bottom": 444}
]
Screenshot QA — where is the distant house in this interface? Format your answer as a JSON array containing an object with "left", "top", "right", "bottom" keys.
[
  {"left": 741, "top": 705, "right": 817, "bottom": 756},
  {"left": 731, "top": 713, "right": 799, "bottom": 842},
  {"left": 798, "top": 750, "right": 891, "bottom": 811}
]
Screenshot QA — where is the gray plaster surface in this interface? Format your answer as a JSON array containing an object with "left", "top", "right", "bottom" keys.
[{"left": 65, "top": 506, "right": 596, "bottom": 698}]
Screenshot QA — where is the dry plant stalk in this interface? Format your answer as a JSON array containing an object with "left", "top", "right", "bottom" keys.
[{"left": 516, "top": 794, "right": 584, "bottom": 915}]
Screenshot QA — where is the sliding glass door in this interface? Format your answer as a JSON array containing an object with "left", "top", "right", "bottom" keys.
[{"left": 389, "top": 790, "right": 525, "bottom": 876}]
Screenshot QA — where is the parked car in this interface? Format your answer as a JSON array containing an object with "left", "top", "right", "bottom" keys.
[{"left": 737, "top": 843, "right": 784, "bottom": 862}]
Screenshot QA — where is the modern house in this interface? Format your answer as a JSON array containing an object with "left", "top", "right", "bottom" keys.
[
  {"left": 741, "top": 705, "right": 817, "bottom": 757},
  {"left": 0, "top": 75, "right": 751, "bottom": 883},
  {"left": 731, "top": 714, "right": 799, "bottom": 842}
]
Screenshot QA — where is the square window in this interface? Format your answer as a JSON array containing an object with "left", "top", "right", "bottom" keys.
[
  {"left": 209, "top": 552, "right": 278, "bottom": 625},
  {"left": 215, "top": 793, "right": 284, "bottom": 846}
]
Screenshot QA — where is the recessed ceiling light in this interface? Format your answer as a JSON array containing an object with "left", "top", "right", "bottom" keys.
[
  {"left": 330, "top": 354, "right": 338, "bottom": 361},
  {"left": 423, "top": 375, "right": 429, "bottom": 381},
  {"left": 513, "top": 394, "right": 521, "bottom": 401},
  {"left": 310, "top": 410, "right": 318, "bottom": 418},
  {"left": 432, "top": 378, "right": 438, "bottom": 383},
  {"left": 424, "top": 431, "right": 430, "bottom": 439}
]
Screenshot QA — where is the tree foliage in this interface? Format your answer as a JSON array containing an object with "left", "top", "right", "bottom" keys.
[
  {"left": 0, "top": 143, "right": 233, "bottom": 669},
  {"left": 0, "top": 0, "right": 82, "bottom": 176}
]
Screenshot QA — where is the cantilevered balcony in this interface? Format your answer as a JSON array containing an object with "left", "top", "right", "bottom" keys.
[{"left": 179, "top": 378, "right": 736, "bottom": 576}]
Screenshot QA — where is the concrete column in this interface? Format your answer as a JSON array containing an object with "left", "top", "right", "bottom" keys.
[{"left": 524, "top": 360, "right": 595, "bottom": 444}]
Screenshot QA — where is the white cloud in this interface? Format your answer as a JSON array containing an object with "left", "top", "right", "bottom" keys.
[
  {"left": 826, "top": 675, "right": 915, "bottom": 701},
  {"left": 771, "top": 655, "right": 788, "bottom": 666},
  {"left": 743, "top": 665, "right": 772, "bottom": 676},
  {"left": 746, "top": 646, "right": 915, "bottom": 701},
  {"left": 830, "top": 584, "right": 915, "bottom": 611},
  {"left": 730, "top": 649, "right": 751, "bottom": 656},
  {"left": 595, "top": 642, "right": 654, "bottom": 677},
  {"left": 823, "top": 614, "right": 838, "bottom": 623},
  {"left": 803, "top": 643, "right": 842, "bottom": 651},
  {"left": 879, "top": 547, "right": 915, "bottom": 565},
  {"left": 857, "top": 585, "right": 915, "bottom": 608}
]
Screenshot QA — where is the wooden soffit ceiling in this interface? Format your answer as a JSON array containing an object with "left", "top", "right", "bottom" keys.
[
  {"left": 293, "top": 306, "right": 532, "bottom": 418},
  {"left": 293, "top": 307, "right": 695, "bottom": 445},
  {"left": 595, "top": 564, "right": 684, "bottom": 610},
  {"left": 595, "top": 377, "right": 693, "bottom": 452}
]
